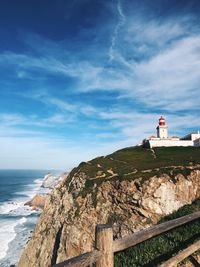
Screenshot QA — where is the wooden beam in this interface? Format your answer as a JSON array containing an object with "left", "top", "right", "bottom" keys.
[
  {"left": 159, "top": 239, "right": 200, "bottom": 267},
  {"left": 95, "top": 224, "right": 114, "bottom": 267},
  {"left": 113, "top": 211, "right": 200, "bottom": 253},
  {"left": 51, "top": 250, "right": 101, "bottom": 267}
]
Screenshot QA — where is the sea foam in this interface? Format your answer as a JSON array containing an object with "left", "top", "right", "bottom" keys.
[
  {"left": 0, "top": 176, "right": 47, "bottom": 264},
  {"left": 0, "top": 217, "right": 27, "bottom": 260}
]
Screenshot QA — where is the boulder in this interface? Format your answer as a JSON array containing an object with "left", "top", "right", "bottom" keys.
[{"left": 25, "top": 194, "right": 46, "bottom": 210}]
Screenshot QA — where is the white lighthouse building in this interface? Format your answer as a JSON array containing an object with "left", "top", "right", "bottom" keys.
[
  {"left": 143, "top": 116, "right": 200, "bottom": 148},
  {"left": 157, "top": 116, "right": 168, "bottom": 139}
]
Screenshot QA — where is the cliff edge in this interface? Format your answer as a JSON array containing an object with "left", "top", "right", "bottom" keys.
[{"left": 17, "top": 146, "right": 200, "bottom": 266}]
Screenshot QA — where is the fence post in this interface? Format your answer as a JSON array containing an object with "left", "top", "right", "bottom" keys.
[{"left": 95, "top": 224, "right": 114, "bottom": 267}]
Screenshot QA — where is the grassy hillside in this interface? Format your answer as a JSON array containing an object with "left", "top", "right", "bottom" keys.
[
  {"left": 109, "top": 146, "right": 200, "bottom": 171},
  {"left": 115, "top": 199, "right": 200, "bottom": 267},
  {"left": 67, "top": 146, "right": 200, "bottom": 191}
]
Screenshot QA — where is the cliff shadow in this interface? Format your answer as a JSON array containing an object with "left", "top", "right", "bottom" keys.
[
  {"left": 51, "top": 225, "right": 63, "bottom": 265},
  {"left": 188, "top": 256, "right": 200, "bottom": 267}
]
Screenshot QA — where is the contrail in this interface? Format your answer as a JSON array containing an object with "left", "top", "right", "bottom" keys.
[{"left": 109, "top": 0, "right": 126, "bottom": 62}]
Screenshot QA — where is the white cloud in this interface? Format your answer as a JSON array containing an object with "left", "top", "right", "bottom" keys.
[
  {"left": 0, "top": 12, "right": 199, "bottom": 116},
  {"left": 98, "top": 110, "right": 200, "bottom": 139},
  {"left": 82, "top": 23, "right": 200, "bottom": 112},
  {"left": 131, "top": 36, "right": 200, "bottom": 110},
  {"left": 46, "top": 97, "right": 77, "bottom": 113},
  {"left": 109, "top": 0, "right": 126, "bottom": 61},
  {"left": 0, "top": 112, "right": 73, "bottom": 128},
  {"left": 2, "top": 15, "right": 199, "bottom": 114},
  {"left": 125, "top": 16, "right": 190, "bottom": 48}
]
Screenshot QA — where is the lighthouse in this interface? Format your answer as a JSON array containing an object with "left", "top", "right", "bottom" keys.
[
  {"left": 143, "top": 116, "right": 200, "bottom": 148},
  {"left": 157, "top": 116, "right": 168, "bottom": 139}
]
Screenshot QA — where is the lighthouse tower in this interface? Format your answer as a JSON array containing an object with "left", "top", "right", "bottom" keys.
[{"left": 157, "top": 116, "right": 168, "bottom": 139}]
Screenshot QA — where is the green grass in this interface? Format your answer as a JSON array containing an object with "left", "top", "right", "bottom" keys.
[
  {"left": 66, "top": 146, "right": 200, "bottom": 194},
  {"left": 110, "top": 146, "right": 200, "bottom": 170},
  {"left": 115, "top": 199, "right": 200, "bottom": 267}
]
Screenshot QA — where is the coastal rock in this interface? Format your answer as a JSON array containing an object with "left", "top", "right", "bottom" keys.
[
  {"left": 24, "top": 194, "right": 46, "bottom": 210},
  {"left": 42, "top": 173, "right": 58, "bottom": 189},
  {"left": 17, "top": 167, "right": 200, "bottom": 267},
  {"left": 42, "top": 172, "right": 68, "bottom": 189}
]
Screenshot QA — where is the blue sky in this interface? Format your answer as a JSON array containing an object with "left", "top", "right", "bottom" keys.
[{"left": 0, "top": 0, "right": 200, "bottom": 170}]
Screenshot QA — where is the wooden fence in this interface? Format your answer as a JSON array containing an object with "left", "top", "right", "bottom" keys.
[{"left": 51, "top": 211, "right": 200, "bottom": 267}]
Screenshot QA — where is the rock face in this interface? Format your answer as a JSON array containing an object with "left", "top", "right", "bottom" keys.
[
  {"left": 42, "top": 173, "right": 59, "bottom": 189},
  {"left": 18, "top": 167, "right": 200, "bottom": 267},
  {"left": 41, "top": 172, "right": 68, "bottom": 189},
  {"left": 25, "top": 194, "right": 47, "bottom": 210}
]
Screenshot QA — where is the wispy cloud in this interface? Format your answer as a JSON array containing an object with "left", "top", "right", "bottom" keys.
[
  {"left": 1, "top": 14, "right": 199, "bottom": 115},
  {"left": 0, "top": 112, "right": 73, "bottom": 128},
  {"left": 109, "top": 0, "right": 126, "bottom": 61},
  {"left": 98, "top": 110, "right": 200, "bottom": 139}
]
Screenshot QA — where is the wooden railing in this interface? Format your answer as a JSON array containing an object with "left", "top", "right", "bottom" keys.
[{"left": 51, "top": 211, "right": 200, "bottom": 267}]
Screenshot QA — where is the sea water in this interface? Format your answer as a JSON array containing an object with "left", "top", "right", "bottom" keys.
[{"left": 0, "top": 170, "right": 58, "bottom": 267}]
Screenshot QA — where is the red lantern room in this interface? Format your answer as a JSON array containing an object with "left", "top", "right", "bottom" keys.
[{"left": 159, "top": 116, "right": 166, "bottom": 126}]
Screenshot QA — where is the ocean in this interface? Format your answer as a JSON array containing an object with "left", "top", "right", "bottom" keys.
[{"left": 0, "top": 169, "right": 59, "bottom": 267}]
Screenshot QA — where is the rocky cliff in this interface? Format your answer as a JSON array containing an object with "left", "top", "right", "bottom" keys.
[{"left": 17, "top": 146, "right": 200, "bottom": 267}]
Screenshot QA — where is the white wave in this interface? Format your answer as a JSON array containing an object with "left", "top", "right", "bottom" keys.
[
  {"left": 0, "top": 173, "right": 51, "bottom": 265},
  {"left": 15, "top": 177, "right": 49, "bottom": 199},
  {"left": 0, "top": 217, "right": 27, "bottom": 260},
  {"left": 34, "top": 178, "right": 43, "bottom": 184},
  {"left": 0, "top": 201, "right": 37, "bottom": 216},
  {"left": 0, "top": 201, "right": 22, "bottom": 214},
  {"left": 0, "top": 177, "right": 46, "bottom": 216},
  {"left": 19, "top": 217, "right": 27, "bottom": 225}
]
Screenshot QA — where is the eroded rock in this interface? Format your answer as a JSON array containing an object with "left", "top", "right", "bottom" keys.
[
  {"left": 24, "top": 194, "right": 46, "bottom": 210},
  {"left": 18, "top": 168, "right": 200, "bottom": 267}
]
